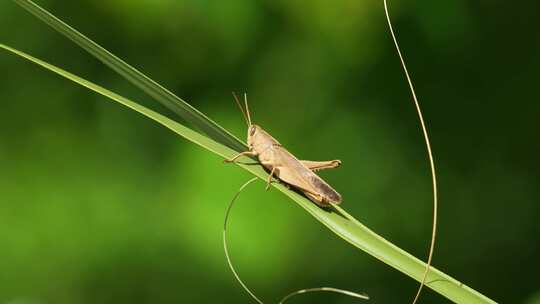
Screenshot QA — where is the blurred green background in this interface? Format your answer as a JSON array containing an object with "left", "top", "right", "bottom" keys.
[{"left": 1, "top": 0, "right": 539, "bottom": 303}]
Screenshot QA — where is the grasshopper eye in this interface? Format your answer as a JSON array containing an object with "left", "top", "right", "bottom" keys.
[{"left": 249, "top": 126, "right": 256, "bottom": 136}]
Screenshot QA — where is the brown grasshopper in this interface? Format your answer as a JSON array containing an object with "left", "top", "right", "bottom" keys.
[{"left": 224, "top": 93, "right": 342, "bottom": 206}]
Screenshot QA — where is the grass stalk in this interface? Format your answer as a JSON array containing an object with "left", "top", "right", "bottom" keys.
[{"left": 2, "top": 1, "right": 499, "bottom": 303}]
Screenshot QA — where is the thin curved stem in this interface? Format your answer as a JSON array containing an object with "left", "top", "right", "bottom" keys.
[
  {"left": 223, "top": 180, "right": 369, "bottom": 303},
  {"left": 223, "top": 177, "right": 262, "bottom": 304},
  {"left": 383, "top": 1, "right": 439, "bottom": 304},
  {"left": 279, "top": 287, "right": 369, "bottom": 304}
]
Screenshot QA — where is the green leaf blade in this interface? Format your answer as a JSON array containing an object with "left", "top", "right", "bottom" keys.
[
  {"left": 3, "top": 1, "right": 500, "bottom": 302},
  {"left": 0, "top": 44, "right": 497, "bottom": 304},
  {"left": 12, "top": 0, "right": 246, "bottom": 153}
]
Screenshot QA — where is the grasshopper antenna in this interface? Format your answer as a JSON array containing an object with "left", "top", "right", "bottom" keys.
[
  {"left": 383, "top": 1, "right": 438, "bottom": 304},
  {"left": 244, "top": 93, "right": 252, "bottom": 126},
  {"left": 223, "top": 179, "right": 369, "bottom": 304},
  {"left": 232, "top": 92, "right": 250, "bottom": 128}
]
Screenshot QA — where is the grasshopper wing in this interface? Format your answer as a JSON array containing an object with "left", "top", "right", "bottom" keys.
[{"left": 273, "top": 149, "right": 342, "bottom": 204}]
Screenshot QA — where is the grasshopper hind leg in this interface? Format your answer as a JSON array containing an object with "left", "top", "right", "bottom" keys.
[
  {"left": 304, "top": 192, "right": 330, "bottom": 207},
  {"left": 301, "top": 160, "right": 341, "bottom": 172}
]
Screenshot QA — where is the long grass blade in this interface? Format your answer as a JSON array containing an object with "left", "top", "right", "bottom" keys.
[
  {"left": 12, "top": 0, "right": 246, "bottom": 152},
  {"left": 1, "top": 43, "right": 496, "bottom": 304}
]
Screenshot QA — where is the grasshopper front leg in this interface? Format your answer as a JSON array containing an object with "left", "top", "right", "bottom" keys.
[{"left": 224, "top": 151, "right": 258, "bottom": 163}]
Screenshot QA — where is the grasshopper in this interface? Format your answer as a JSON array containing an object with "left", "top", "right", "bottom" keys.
[{"left": 224, "top": 93, "right": 342, "bottom": 206}]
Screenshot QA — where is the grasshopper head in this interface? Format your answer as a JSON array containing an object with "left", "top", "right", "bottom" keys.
[
  {"left": 247, "top": 124, "right": 280, "bottom": 152},
  {"left": 247, "top": 124, "right": 260, "bottom": 148}
]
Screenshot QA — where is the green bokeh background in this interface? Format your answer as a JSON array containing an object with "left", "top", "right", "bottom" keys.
[{"left": 1, "top": 0, "right": 539, "bottom": 303}]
